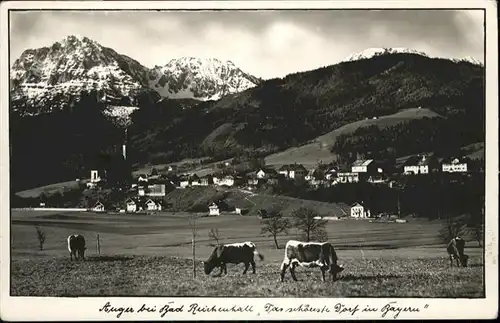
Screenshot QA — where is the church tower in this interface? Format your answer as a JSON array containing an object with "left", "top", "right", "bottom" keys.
[{"left": 122, "top": 128, "right": 128, "bottom": 161}]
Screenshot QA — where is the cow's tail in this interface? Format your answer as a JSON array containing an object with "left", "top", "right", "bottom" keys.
[{"left": 253, "top": 247, "right": 264, "bottom": 261}]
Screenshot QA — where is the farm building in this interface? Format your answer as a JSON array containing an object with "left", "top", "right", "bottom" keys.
[
  {"left": 179, "top": 176, "right": 190, "bottom": 188},
  {"left": 145, "top": 199, "right": 162, "bottom": 212},
  {"left": 138, "top": 184, "right": 166, "bottom": 197},
  {"left": 278, "top": 164, "right": 308, "bottom": 179},
  {"left": 216, "top": 175, "right": 235, "bottom": 187},
  {"left": 91, "top": 201, "right": 106, "bottom": 212},
  {"left": 126, "top": 198, "right": 138, "bottom": 213},
  {"left": 208, "top": 202, "right": 220, "bottom": 216},
  {"left": 256, "top": 168, "right": 278, "bottom": 179},
  {"left": 351, "top": 159, "right": 375, "bottom": 174},
  {"left": 235, "top": 207, "right": 249, "bottom": 215},
  {"left": 324, "top": 167, "right": 338, "bottom": 180},
  {"left": 200, "top": 175, "right": 213, "bottom": 186},
  {"left": 404, "top": 155, "right": 440, "bottom": 175},
  {"left": 190, "top": 174, "right": 201, "bottom": 186},
  {"left": 336, "top": 172, "right": 360, "bottom": 183},
  {"left": 350, "top": 202, "right": 371, "bottom": 218},
  {"left": 442, "top": 158, "right": 468, "bottom": 173}
]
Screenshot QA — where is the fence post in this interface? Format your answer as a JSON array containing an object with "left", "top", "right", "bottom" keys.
[{"left": 96, "top": 234, "right": 101, "bottom": 256}]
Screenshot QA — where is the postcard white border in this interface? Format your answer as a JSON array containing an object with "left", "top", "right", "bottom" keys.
[{"left": 1, "top": 0, "right": 498, "bottom": 321}]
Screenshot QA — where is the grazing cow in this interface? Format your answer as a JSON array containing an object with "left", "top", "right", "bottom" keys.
[
  {"left": 203, "top": 242, "right": 264, "bottom": 276},
  {"left": 447, "top": 236, "right": 469, "bottom": 267},
  {"left": 67, "top": 234, "right": 87, "bottom": 261},
  {"left": 280, "top": 240, "right": 344, "bottom": 282}
]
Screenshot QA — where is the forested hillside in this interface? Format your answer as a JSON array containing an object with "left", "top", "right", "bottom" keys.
[{"left": 10, "top": 52, "right": 484, "bottom": 190}]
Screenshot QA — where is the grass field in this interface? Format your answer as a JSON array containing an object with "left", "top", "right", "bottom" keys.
[
  {"left": 10, "top": 210, "right": 484, "bottom": 297},
  {"left": 15, "top": 180, "right": 84, "bottom": 198}
]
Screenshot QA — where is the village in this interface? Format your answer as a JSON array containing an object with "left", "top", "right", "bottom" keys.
[{"left": 71, "top": 150, "right": 479, "bottom": 221}]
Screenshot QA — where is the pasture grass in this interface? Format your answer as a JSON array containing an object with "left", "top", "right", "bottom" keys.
[
  {"left": 11, "top": 255, "right": 484, "bottom": 297},
  {"left": 15, "top": 180, "right": 83, "bottom": 198},
  {"left": 9, "top": 210, "right": 484, "bottom": 297}
]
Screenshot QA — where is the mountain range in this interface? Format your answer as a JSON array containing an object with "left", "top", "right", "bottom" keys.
[
  {"left": 10, "top": 36, "right": 485, "bottom": 191},
  {"left": 10, "top": 35, "right": 261, "bottom": 116}
]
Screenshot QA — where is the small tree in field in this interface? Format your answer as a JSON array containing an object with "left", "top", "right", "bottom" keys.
[
  {"left": 35, "top": 226, "right": 46, "bottom": 251},
  {"left": 438, "top": 215, "right": 467, "bottom": 244},
  {"left": 466, "top": 212, "right": 484, "bottom": 247},
  {"left": 260, "top": 211, "right": 291, "bottom": 249},
  {"left": 291, "top": 207, "right": 328, "bottom": 242},
  {"left": 208, "top": 228, "right": 221, "bottom": 246}
]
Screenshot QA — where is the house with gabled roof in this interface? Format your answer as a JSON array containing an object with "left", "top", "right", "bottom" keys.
[
  {"left": 208, "top": 202, "right": 220, "bottom": 216},
  {"left": 145, "top": 199, "right": 162, "bottom": 212},
  {"left": 351, "top": 159, "right": 375, "bottom": 173},
  {"left": 91, "top": 200, "right": 106, "bottom": 213},
  {"left": 350, "top": 202, "right": 371, "bottom": 218},
  {"left": 278, "top": 163, "right": 308, "bottom": 179},
  {"left": 125, "top": 198, "right": 139, "bottom": 213},
  {"left": 403, "top": 154, "right": 439, "bottom": 175},
  {"left": 256, "top": 168, "right": 278, "bottom": 179},
  {"left": 442, "top": 157, "right": 468, "bottom": 173}
]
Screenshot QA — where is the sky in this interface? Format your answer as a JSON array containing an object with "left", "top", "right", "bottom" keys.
[{"left": 10, "top": 10, "right": 485, "bottom": 79}]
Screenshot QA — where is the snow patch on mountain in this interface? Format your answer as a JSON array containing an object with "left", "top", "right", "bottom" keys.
[
  {"left": 148, "top": 57, "right": 260, "bottom": 101},
  {"left": 341, "top": 47, "right": 484, "bottom": 67},
  {"left": 341, "top": 47, "right": 430, "bottom": 63},
  {"left": 453, "top": 56, "right": 484, "bottom": 66},
  {"left": 10, "top": 35, "right": 155, "bottom": 115}
]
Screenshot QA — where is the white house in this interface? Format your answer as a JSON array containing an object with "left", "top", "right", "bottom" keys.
[
  {"left": 217, "top": 176, "right": 235, "bottom": 187},
  {"left": 442, "top": 158, "right": 468, "bottom": 173},
  {"left": 92, "top": 201, "right": 105, "bottom": 212},
  {"left": 337, "top": 172, "right": 360, "bottom": 183},
  {"left": 209, "top": 202, "right": 220, "bottom": 216},
  {"left": 179, "top": 178, "right": 190, "bottom": 188},
  {"left": 404, "top": 155, "right": 438, "bottom": 175},
  {"left": 278, "top": 164, "right": 308, "bottom": 179},
  {"left": 190, "top": 175, "right": 201, "bottom": 186},
  {"left": 126, "top": 198, "right": 137, "bottom": 213},
  {"left": 350, "top": 202, "right": 370, "bottom": 218},
  {"left": 145, "top": 199, "right": 162, "bottom": 211},
  {"left": 139, "top": 184, "right": 166, "bottom": 197},
  {"left": 351, "top": 159, "right": 374, "bottom": 173},
  {"left": 256, "top": 169, "right": 267, "bottom": 179}
]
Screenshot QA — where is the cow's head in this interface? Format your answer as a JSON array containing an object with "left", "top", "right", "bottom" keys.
[
  {"left": 460, "top": 254, "right": 469, "bottom": 267},
  {"left": 202, "top": 260, "right": 216, "bottom": 275},
  {"left": 329, "top": 263, "right": 344, "bottom": 280}
]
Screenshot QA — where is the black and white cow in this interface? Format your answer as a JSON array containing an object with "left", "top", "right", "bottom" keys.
[
  {"left": 203, "top": 242, "right": 264, "bottom": 276},
  {"left": 280, "top": 240, "right": 344, "bottom": 282},
  {"left": 447, "top": 236, "right": 469, "bottom": 267},
  {"left": 67, "top": 234, "right": 87, "bottom": 261}
]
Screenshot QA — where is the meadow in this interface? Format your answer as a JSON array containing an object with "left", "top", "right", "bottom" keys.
[{"left": 10, "top": 210, "right": 484, "bottom": 297}]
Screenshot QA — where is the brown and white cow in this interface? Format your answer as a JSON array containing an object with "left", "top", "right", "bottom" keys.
[
  {"left": 67, "top": 234, "right": 87, "bottom": 261},
  {"left": 447, "top": 236, "right": 469, "bottom": 267},
  {"left": 280, "top": 240, "right": 344, "bottom": 282},
  {"left": 203, "top": 241, "right": 264, "bottom": 276}
]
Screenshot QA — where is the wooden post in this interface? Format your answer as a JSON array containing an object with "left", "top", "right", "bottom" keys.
[
  {"left": 96, "top": 234, "right": 101, "bottom": 256},
  {"left": 192, "top": 237, "right": 196, "bottom": 278},
  {"left": 397, "top": 193, "right": 401, "bottom": 218},
  {"left": 188, "top": 215, "right": 197, "bottom": 279}
]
